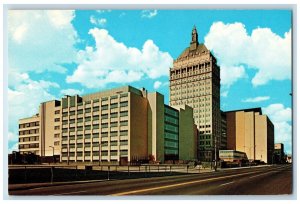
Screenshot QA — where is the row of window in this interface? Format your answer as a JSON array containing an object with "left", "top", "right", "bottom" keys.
[
  {"left": 62, "top": 150, "right": 128, "bottom": 157},
  {"left": 19, "top": 128, "right": 39, "bottom": 135},
  {"left": 19, "top": 121, "right": 39, "bottom": 129},
  {"left": 19, "top": 143, "right": 39, "bottom": 149},
  {"left": 62, "top": 130, "right": 129, "bottom": 139},
  {"left": 19, "top": 136, "right": 39, "bottom": 142},
  {"left": 62, "top": 140, "right": 128, "bottom": 148}
]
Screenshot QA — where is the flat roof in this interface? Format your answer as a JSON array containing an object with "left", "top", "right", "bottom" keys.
[{"left": 223, "top": 107, "right": 262, "bottom": 115}]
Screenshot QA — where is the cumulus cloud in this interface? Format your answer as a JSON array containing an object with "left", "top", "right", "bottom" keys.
[
  {"left": 262, "top": 103, "right": 292, "bottom": 154},
  {"left": 141, "top": 10, "right": 158, "bottom": 18},
  {"left": 242, "top": 96, "right": 270, "bottom": 103},
  {"left": 8, "top": 74, "right": 59, "bottom": 142},
  {"left": 205, "top": 22, "right": 291, "bottom": 87},
  {"left": 60, "top": 88, "right": 84, "bottom": 96},
  {"left": 8, "top": 10, "right": 78, "bottom": 73},
  {"left": 153, "top": 81, "right": 162, "bottom": 89},
  {"left": 67, "top": 28, "right": 173, "bottom": 88},
  {"left": 90, "top": 16, "right": 107, "bottom": 26}
]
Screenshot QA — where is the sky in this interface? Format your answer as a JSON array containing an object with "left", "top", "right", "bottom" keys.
[{"left": 7, "top": 9, "right": 292, "bottom": 155}]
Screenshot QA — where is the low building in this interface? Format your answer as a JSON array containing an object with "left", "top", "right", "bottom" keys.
[
  {"left": 18, "top": 85, "right": 197, "bottom": 164},
  {"left": 219, "top": 150, "right": 248, "bottom": 162},
  {"left": 225, "top": 107, "right": 274, "bottom": 164}
]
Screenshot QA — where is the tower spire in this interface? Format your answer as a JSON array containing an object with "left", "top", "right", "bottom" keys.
[{"left": 190, "top": 25, "right": 199, "bottom": 50}]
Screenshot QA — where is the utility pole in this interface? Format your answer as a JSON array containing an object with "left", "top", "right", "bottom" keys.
[{"left": 214, "top": 135, "right": 217, "bottom": 171}]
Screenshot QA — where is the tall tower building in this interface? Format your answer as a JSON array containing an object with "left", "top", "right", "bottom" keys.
[{"left": 169, "top": 26, "right": 221, "bottom": 161}]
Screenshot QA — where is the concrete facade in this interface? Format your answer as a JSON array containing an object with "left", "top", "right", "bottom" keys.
[
  {"left": 169, "top": 26, "right": 221, "bottom": 161},
  {"left": 18, "top": 86, "right": 196, "bottom": 164},
  {"left": 225, "top": 108, "right": 274, "bottom": 164}
]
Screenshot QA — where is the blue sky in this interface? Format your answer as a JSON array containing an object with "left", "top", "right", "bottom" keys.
[{"left": 8, "top": 10, "right": 292, "bottom": 154}]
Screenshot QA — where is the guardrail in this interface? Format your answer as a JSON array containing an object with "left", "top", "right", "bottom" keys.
[{"left": 9, "top": 164, "right": 204, "bottom": 184}]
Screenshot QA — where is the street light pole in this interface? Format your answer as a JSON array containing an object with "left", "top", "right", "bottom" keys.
[{"left": 49, "top": 146, "right": 54, "bottom": 164}]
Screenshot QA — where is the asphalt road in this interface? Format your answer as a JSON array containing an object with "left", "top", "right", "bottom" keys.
[{"left": 9, "top": 164, "right": 292, "bottom": 196}]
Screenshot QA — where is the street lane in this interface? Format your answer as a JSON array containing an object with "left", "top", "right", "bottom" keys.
[{"left": 9, "top": 164, "right": 292, "bottom": 196}]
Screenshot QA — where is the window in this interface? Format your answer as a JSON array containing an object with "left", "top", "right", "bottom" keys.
[
  {"left": 93, "top": 99, "right": 99, "bottom": 103},
  {"left": 55, "top": 110, "right": 60, "bottom": 114},
  {"left": 69, "top": 127, "right": 75, "bottom": 132},
  {"left": 120, "top": 130, "right": 128, "bottom": 136},
  {"left": 110, "top": 131, "right": 118, "bottom": 136},
  {"left": 101, "top": 141, "right": 108, "bottom": 146},
  {"left": 93, "top": 124, "right": 99, "bottom": 129},
  {"left": 101, "top": 97, "right": 108, "bottom": 101},
  {"left": 54, "top": 126, "right": 60, "bottom": 130},
  {"left": 69, "top": 119, "right": 75, "bottom": 124},
  {"left": 101, "top": 151, "right": 108, "bottom": 156},
  {"left": 77, "top": 118, "right": 83, "bottom": 123},
  {"left": 85, "top": 151, "right": 91, "bottom": 156},
  {"left": 92, "top": 142, "right": 99, "bottom": 147},
  {"left": 101, "top": 123, "right": 108, "bottom": 128},
  {"left": 101, "top": 132, "right": 108, "bottom": 137},
  {"left": 111, "top": 95, "right": 118, "bottom": 99},
  {"left": 93, "top": 115, "right": 99, "bottom": 120},
  {"left": 77, "top": 126, "right": 83, "bottom": 131},
  {"left": 93, "top": 106, "right": 99, "bottom": 112},
  {"left": 85, "top": 143, "right": 91, "bottom": 147},
  {"left": 110, "top": 150, "right": 118, "bottom": 156},
  {"left": 101, "top": 114, "right": 108, "bottom": 119},
  {"left": 85, "top": 125, "right": 91, "bottom": 130},
  {"left": 120, "top": 121, "right": 128, "bottom": 126},
  {"left": 85, "top": 116, "right": 91, "bottom": 122},
  {"left": 77, "top": 135, "right": 83, "bottom": 139},
  {"left": 101, "top": 105, "right": 108, "bottom": 110},
  {"left": 62, "top": 112, "right": 68, "bottom": 117},
  {"left": 110, "top": 103, "right": 118, "bottom": 109},
  {"left": 120, "top": 111, "right": 128, "bottom": 117},
  {"left": 120, "top": 101, "right": 128, "bottom": 107},
  {"left": 110, "top": 113, "right": 118, "bottom": 118},
  {"left": 120, "top": 93, "right": 128, "bottom": 98},
  {"left": 85, "top": 108, "right": 91, "bottom": 113},
  {"left": 120, "top": 140, "right": 128, "bottom": 146},
  {"left": 85, "top": 134, "right": 91, "bottom": 139},
  {"left": 110, "top": 141, "right": 118, "bottom": 146},
  {"left": 120, "top": 150, "right": 128, "bottom": 156},
  {"left": 92, "top": 133, "right": 99, "bottom": 138},
  {"left": 54, "top": 133, "right": 60, "bottom": 138},
  {"left": 110, "top": 122, "right": 118, "bottom": 127},
  {"left": 77, "top": 109, "right": 83, "bottom": 114}
]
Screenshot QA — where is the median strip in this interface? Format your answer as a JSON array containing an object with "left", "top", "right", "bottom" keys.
[{"left": 111, "top": 171, "right": 256, "bottom": 196}]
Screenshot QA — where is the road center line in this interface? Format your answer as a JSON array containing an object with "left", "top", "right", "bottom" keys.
[
  {"left": 249, "top": 171, "right": 274, "bottom": 179},
  {"left": 219, "top": 181, "right": 234, "bottom": 186},
  {"left": 52, "top": 190, "right": 87, "bottom": 195},
  {"left": 111, "top": 171, "right": 256, "bottom": 196}
]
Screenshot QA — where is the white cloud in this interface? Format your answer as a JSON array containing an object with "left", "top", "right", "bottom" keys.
[
  {"left": 8, "top": 73, "right": 59, "bottom": 142},
  {"left": 60, "top": 88, "right": 84, "bottom": 96},
  {"left": 90, "top": 16, "right": 107, "bottom": 26},
  {"left": 8, "top": 10, "right": 78, "bottom": 73},
  {"left": 141, "top": 10, "right": 158, "bottom": 19},
  {"left": 154, "top": 81, "right": 162, "bottom": 89},
  {"left": 205, "top": 22, "right": 291, "bottom": 87},
  {"left": 67, "top": 28, "right": 173, "bottom": 88},
  {"left": 262, "top": 103, "right": 292, "bottom": 154},
  {"left": 242, "top": 96, "right": 270, "bottom": 103}
]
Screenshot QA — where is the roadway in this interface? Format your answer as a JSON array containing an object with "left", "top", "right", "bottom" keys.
[{"left": 9, "top": 164, "right": 292, "bottom": 196}]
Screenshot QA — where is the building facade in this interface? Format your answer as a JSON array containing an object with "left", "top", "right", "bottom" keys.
[
  {"left": 18, "top": 86, "right": 197, "bottom": 164},
  {"left": 225, "top": 108, "right": 274, "bottom": 164},
  {"left": 274, "top": 143, "right": 285, "bottom": 164},
  {"left": 169, "top": 26, "right": 221, "bottom": 161}
]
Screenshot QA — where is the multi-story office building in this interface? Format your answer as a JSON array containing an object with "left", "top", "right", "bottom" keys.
[
  {"left": 169, "top": 26, "right": 221, "bottom": 161},
  {"left": 225, "top": 108, "right": 274, "bottom": 164},
  {"left": 19, "top": 115, "right": 40, "bottom": 155},
  {"left": 18, "top": 86, "right": 197, "bottom": 164}
]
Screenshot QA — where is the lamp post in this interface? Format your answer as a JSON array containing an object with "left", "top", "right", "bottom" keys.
[{"left": 49, "top": 146, "right": 54, "bottom": 164}]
